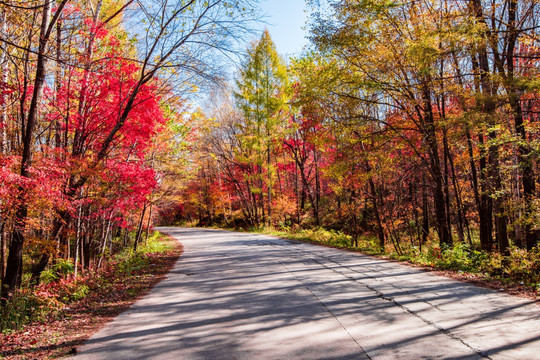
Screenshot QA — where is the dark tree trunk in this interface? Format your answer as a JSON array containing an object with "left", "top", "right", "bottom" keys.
[
  {"left": 134, "top": 203, "right": 147, "bottom": 252},
  {"left": 421, "top": 176, "right": 430, "bottom": 246},
  {"left": 488, "top": 130, "right": 509, "bottom": 255},
  {"left": 30, "top": 254, "right": 50, "bottom": 285},
  {"left": 478, "top": 133, "right": 494, "bottom": 251},
  {"left": 369, "top": 178, "right": 385, "bottom": 251},
  {"left": 510, "top": 97, "right": 538, "bottom": 250},
  {"left": 2, "top": 206, "right": 26, "bottom": 299},
  {"left": 0, "top": 223, "right": 5, "bottom": 284},
  {"left": 422, "top": 86, "right": 452, "bottom": 247},
  {"left": 2, "top": 0, "right": 68, "bottom": 299}
]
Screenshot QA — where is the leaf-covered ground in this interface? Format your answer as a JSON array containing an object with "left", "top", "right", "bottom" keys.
[{"left": 0, "top": 235, "right": 183, "bottom": 360}]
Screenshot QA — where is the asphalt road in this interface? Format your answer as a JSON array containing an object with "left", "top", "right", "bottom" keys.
[{"left": 74, "top": 227, "right": 540, "bottom": 360}]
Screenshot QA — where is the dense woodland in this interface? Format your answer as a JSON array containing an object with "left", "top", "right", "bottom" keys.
[
  {"left": 0, "top": 0, "right": 257, "bottom": 301},
  {"left": 180, "top": 0, "right": 539, "bottom": 259},
  {"left": 0, "top": 0, "right": 539, "bottom": 311}
]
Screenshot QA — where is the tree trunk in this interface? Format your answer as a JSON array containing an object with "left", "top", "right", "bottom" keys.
[
  {"left": 2, "top": 205, "right": 26, "bottom": 297},
  {"left": 488, "top": 130, "right": 509, "bottom": 254},
  {"left": 98, "top": 212, "right": 113, "bottom": 268},
  {"left": 74, "top": 205, "right": 82, "bottom": 277},
  {"left": 369, "top": 178, "right": 385, "bottom": 251},
  {"left": 442, "top": 129, "right": 455, "bottom": 241},
  {"left": 0, "top": 222, "right": 5, "bottom": 285},
  {"left": 145, "top": 203, "right": 154, "bottom": 244},
  {"left": 134, "top": 203, "right": 147, "bottom": 252},
  {"left": 509, "top": 97, "right": 538, "bottom": 250},
  {"left": 421, "top": 176, "right": 429, "bottom": 247},
  {"left": 2, "top": 0, "right": 67, "bottom": 299},
  {"left": 422, "top": 86, "right": 452, "bottom": 247},
  {"left": 446, "top": 133, "right": 471, "bottom": 244}
]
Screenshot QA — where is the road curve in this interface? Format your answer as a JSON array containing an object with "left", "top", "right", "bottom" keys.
[{"left": 74, "top": 227, "right": 540, "bottom": 360}]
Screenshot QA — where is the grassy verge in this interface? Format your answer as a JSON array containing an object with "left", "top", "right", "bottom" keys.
[
  {"left": 0, "top": 232, "right": 183, "bottom": 359},
  {"left": 236, "top": 225, "right": 540, "bottom": 299}
]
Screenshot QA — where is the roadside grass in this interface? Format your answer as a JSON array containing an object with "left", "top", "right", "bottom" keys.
[
  {"left": 230, "top": 225, "right": 540, "bottom": 299},
  {"left": 0, "top": 232, "right": 182, "bottom": 359}
]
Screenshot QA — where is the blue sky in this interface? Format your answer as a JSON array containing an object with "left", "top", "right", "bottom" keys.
[{"left": 257, "top": 0, "right": 309, "bottom": 57}]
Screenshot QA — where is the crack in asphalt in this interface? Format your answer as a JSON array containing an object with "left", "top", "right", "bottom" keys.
[
  {"left": 264, "top": 239, "right": 492, "bottom": 360},
  {"left": 275, "top": 256, "right": 373, "bottom": 360}
]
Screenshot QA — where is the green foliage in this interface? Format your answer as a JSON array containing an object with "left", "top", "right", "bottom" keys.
[
  {"left": 290, "top": 227, "right": 352, "bottom": 248},
  {"left": 138, "top": 232, "right": 171, "bottom": 254},
  {"left": 116, "top": 255, "right": 150, "bottom": 276},
  {"left": 40, "top": 259, "right": 75, "bottom": 285},
  {"left": 114, "top": 232, "right": 172, "bottom": 275},
  {"left": 235, "top": 30, "right": 290, "bottom": 123},
  {"left": 256, "top": 226, "right": 369, "bottom": 250},
  {"left": 53, "top": 259, "right": 75, "bottom": 276},
  {"left": 416, "top": 243, "right": 489, "bottom": 272},
  {"left": 500, "top": 248, "right": 540, "bottom": 284},
  {"left": 407, "top": 244, "right": 540, "bottom": 285},
  {"left": 40, "top": 269, "right": 59, "bottom": 284},
  {"left": 0, "top": 289, "right": 61, "bottom": 334},
  {"left": 71, "top": 284, "right": 90, "bottom": 301}
]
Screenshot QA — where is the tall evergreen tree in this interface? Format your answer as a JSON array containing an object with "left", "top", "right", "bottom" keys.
[{"left": 234, "top": 30, "right": 290, "bottom": 224}]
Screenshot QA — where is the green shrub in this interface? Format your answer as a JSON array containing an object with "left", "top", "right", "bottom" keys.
[
  {"left": 1, "top": 289, "right": 61, "bottom": 333},
  {"left": 40, "top": 259, "right": 75, "bottom": 284},
  {"left": 435, "top": 243, "right": 489, "bottom": 272},
  {"left": 139, "top": 232, "right": 171, "bottom": 254},
  {"left": 40, "top": 269, "right": 59, "bottom": 284},
  {"left": 53, "top": 259, "right": 74, "bottom": 276},
  {"left": 502, "top": 247, "right": 540, "bottom": 284},
  {"left": 71, "top": 284, "right": 90, "bottom": 301}
]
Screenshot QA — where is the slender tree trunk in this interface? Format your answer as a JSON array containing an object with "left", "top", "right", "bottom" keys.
[
  {"left": 145, "top": 202, "right": 153, "bottom": 243},
  {"left": 53, "top": 18, "right": 62, "bottom": 149},
  {"left": 421, "top": 176, "right": 429, "bottom": 247},
  {"left": 98, "top": 212, "right": 113, "bottom": 268},
  {"left": 442, "top": 129, "right": 454, "bottom": 241},
  {"left": 267, "top": 145, "right": 272, "bottom": 224},
  {"left": 74, "top": 205, "right": 82, "bottom": 277},
  {"left": 488, "top": 130, "right": 509, "bottom": 254},
  {"left": 369, "top": 178, "right": 385, "bottom": 251},
  {"left": 295, "top": 159, "right": 300, "bottom": 223},
  {"left": 0, "top": 222, "right": 5, "bottom": 284},
  {"left": 478, "top": 132, "right": 494, "bottom": 251},
  {"left": 2, "top": 0, "right": 68, "bottom": 299},
  {"left": 134, "top": 203, "right": 147, "bottom": 252},
  {"left": 123, "top": 228, "right": 129, "bottom": 248},
  {"left": 422, "top": 86, "right": 452, "bottom": 247},
  {"left": 82, "top": 224, "right": 90, "bottom": 270},
  {"left": 314, "top": 151, "right": 321, "bottom": 225}
]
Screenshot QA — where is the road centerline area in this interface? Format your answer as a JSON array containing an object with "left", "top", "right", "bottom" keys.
[{"left": 273, "top": 255, "right": 372, "bottom": 359}]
